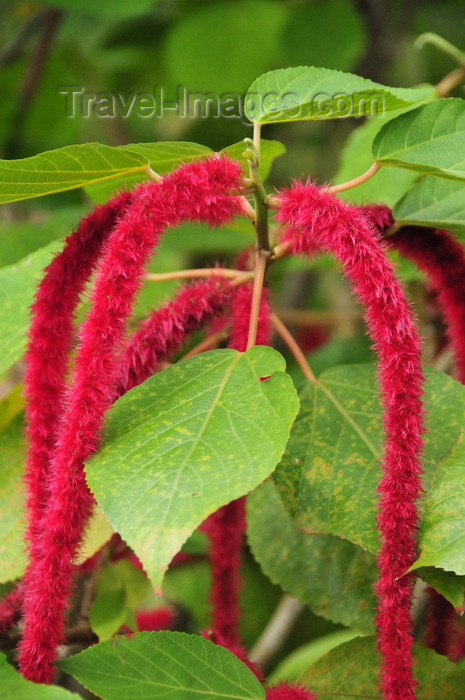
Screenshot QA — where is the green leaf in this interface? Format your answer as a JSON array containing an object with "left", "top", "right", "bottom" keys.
[
  {"left": 247, "top": 480, "right": 377, "bottom": 632},
  {"left": 85, "top": 141, "right": 212, "bottom": 203},
  {"left": 0, "top": 241, "right": 61, "bottom": 374},
  {"left": 393, "top": 176, "right": 465, "bottom": 232},
  {"left": 411, "top": 432, "right": 465, "bottom": 575},
  {"left": 245, "top": 66, "right": 434, "bottom": 124},
  {"left": 221, "top": 139, "right": 286, "bottom": 181},
  {"left": 268, "top": 630, "right": 362, "bottom": 684},
  {"left": 373, "top": 98, "right": 465, "bottom": 182},
  {"left": 90, "top": 560, "right": 151, "bottom": 640},
  {"left": 273, "top": 365, "right": 465, "bottom": 555},
  {"left": 0, "top": 143, "right": 151, "bottom": 204},
  {"left": 299, "top": 636, "right": 465, "bottom": 698},
  {"left": 418, "top": 567, "right": 465, "bottom": 611},
  {"left": 0, "top": 414, "right": 27, "bottom": 583},
  {"left": 0, "top": 653, "right": 79, "bottom": 698},
  {"left": 59, "top": 631, "right": 266, "bottom": 699},
  {"left": 85, "top": 347, "right": 299, "bottom": 592}
]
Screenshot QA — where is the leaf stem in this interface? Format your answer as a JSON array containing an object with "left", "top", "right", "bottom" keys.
[
  {"left": 435, "top": 65, "right": 465, "bottom": 97},
  {"left": 415, "top": 32, "right": 465, "bottom": 68},
  {"left": 145, "top": 267, "right": 253, "bottom": 283},
  {"left": 328, "top": 162, "right": 381, "bottom": 194},
  {"left": 249, "top": 594, "right": 305, "bottom": 667},
  {"left": 271, "top": 313, "right": 317, "bottom": 382},
  {"left": 247, "top": 250, "right": 268, "bottom": 349}
]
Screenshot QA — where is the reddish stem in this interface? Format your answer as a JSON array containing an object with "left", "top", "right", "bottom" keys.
[{"left": 275, "top": 185, "right": 424, "bottom": 700}]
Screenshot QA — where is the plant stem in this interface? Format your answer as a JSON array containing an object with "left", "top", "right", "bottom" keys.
[
  {"left": 247, "top": 251, "right": 268, "bottom": 349},
  {"left": 249, "top": 594, "right": 305, "bottom": 667},
  {"left": 145, "top": 267, "right": 253, "bottom": 282},
  {"left": 415, "top": 32, "right": 465, "bottom": 68},
  {"left": 271, "top": 313, "right": 317, "bottom": 382},
  {"left": 328, "top": 162, "right": 381, "bottom": 194},
  {"left": 436, "top": 66, "right": 465, "bottom": 97}
]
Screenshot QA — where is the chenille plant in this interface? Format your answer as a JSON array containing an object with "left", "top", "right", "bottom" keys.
[{"left": 2, "top": 35, "right": 465, "bottom": 700}]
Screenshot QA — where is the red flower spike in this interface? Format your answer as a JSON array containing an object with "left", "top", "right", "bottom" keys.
[
  {"left": 24, "top": 191, "right": 134, "bottom": 550},
  {"left": 19, "top": 156, "right": 243, "bottom": 683},
  {"left": 389, "top": 226, "right": 465, "bottom": 385},
  {"left": 423, "top": 588, "right": 455, "bottom": 657},
  {"left": 276, "top": 184, "right": 424, "bottom": 700},
  {"left": 0, "top": 583, "right": 23, "bottom": 634},
  {"left": 116, "top": 275, "right": 233, "bottom": 394},
  {"left": 266, "top": 682, "right": 318, "bottom": 700}
]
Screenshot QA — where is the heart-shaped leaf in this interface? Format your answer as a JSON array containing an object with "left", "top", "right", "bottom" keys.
[{"left": 85, "top": 346, "right": 299, "bottom": 592}]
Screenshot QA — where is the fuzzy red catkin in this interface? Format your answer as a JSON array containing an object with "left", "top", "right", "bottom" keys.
[
  {"left": 115, "top": 275, "right": 233, "bottom": 394},
  {"left": 19, "top": 156, "right": 244, "bottom": 683},
  {"left": 360, "top": 205, "right": 465, "bottom": 385},
  {"left": 390, "top": 226, "right": 465, "bottom": 385},
  {"left": 276, "top": 184, "right": 424, "bottom": 700},
  {"left": 24, "top": 191, "right": 134, "bottom": 548},
  {"left": 204, "top": 282, "right": 273, "bottom": 648}
]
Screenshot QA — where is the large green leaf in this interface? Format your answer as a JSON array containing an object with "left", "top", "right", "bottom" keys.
[
  {"left": 298, "top": 636, "right": 465, "bottom": 698},
  {"left": 411, "top": 433, "right": 465, "bottom": 575},
  {"left": 393, "top": 176, "right": 465, "bottom": 233},
  {"left": 418, "top": 567, "right": 465, "bottom": 611},
  {"left": 247, "top": 480, "right": 377, "bottom": 633},
  {"left": 0, "top": 241, "right": 61, "bottom": 375},
  {"left": 85, "top": 141, "right": 213, "bottom": 203},
  {"left": 0, "top": 143, "right": 150, "bottom": 204},
  {"left": 273, "top": 365, "right": 465, "bottom": 557},
  {"left": 245, "top": 66, "right": 434, "bottom": 124},
  {"left": 0, "top": 653, "right": 79, "bottom": 698},
  {"left": 59, "top": 631, "right": 266, "bottom": 699},
  {"left": 85, "top": 347, "right": 299, "bottom": 592},
  {"left": 373, "top": 99, "right": 465, "bottom": 182}
]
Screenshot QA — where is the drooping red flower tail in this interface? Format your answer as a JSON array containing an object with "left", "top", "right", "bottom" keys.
[
  {"left": 276, "top": 184, "right": 424, "bottom": 700},
  {"left": 24, "top": 191, "right": 134, "bottom": 548},
  {"left": 115, "top": 275, "right": 233, "bottom": 394},
  {"left": 423, "top": 588, "right": 455, "bottom": 657},
  {"left": 19, "top": 156, "right": 243, "bottom": 683},
  {"left": 0, "top": 583, "right": 23, "bottom": 634},
  {"left": 204, "top": 281, "right": 273, "bottom": 647},
  {"left": 389, "top": 226, "right": 465, "bottom": 384},
  {"left": 266, "top": 682, "right": 318, "bottom": 699}
]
